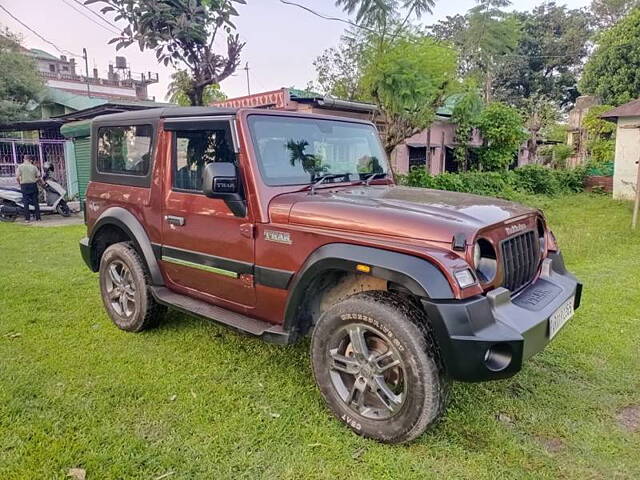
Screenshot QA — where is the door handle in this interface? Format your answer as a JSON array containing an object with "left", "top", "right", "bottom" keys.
[{"left": 165, "top": 215, "right": 185, "bottom": 227}]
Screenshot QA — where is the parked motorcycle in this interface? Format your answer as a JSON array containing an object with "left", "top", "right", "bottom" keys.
[{"left": 0, "top": 162, "right": 71, "bottom": 222}]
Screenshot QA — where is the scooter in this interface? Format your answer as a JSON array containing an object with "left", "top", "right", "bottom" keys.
[{"left": 0, "top": 162, "right": 72, "bottom": 222}]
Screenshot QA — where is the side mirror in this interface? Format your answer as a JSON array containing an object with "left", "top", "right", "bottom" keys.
[{"left": 202, "top": 162, "right": 246, "bottom": 217}]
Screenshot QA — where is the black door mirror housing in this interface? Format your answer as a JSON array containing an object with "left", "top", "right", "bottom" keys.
[{"left": 202, "top": 163, "right": 246, "bottom": 217}]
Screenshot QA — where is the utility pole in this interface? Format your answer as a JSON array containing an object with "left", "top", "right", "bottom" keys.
[
  {"left": 82, "top": 48, "right": 91, "bottom": 98},
  {"left": 243, "top": 62, "right": 251, "bottom": 96},
  {"left": 632, "top": 157, "right": 640, "bottom": 229}
]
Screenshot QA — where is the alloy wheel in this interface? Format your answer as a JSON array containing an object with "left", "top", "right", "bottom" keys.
[
  {"left": 105, "top": 260, "right": 137, "bottom": 318},
  {"left": 328, "top": 323, "right": 406, "bottom": 420}
]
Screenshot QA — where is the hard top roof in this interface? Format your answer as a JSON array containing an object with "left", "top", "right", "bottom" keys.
[{"left": 91, "top": 106, "right": 239, "bottom": 124}]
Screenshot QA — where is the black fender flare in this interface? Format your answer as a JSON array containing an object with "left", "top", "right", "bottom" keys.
[
  {"left": 283, "top": 243, "right": 454, "bottom": 331},
  {"left": 89, "top": 207, "right": 164, "bottom": 286}
]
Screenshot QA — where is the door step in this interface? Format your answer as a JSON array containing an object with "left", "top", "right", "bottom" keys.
[{"left": 150, "top": 287, "right": 290, "bottom": 344}]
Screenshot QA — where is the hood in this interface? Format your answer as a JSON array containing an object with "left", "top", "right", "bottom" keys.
[{"left": 270, "top": 185, "right": 537, "bottom": 243}]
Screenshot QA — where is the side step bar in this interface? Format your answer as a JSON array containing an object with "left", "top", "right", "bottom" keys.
[{"left": 150, "top": 287, "right": 291, "bottom": 344}]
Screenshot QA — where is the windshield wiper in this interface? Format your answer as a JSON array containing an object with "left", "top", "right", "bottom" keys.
[
  {"left": 308, "top": 173, "right": 351, "bottom": 195},
  {"left": 363, "top": 172, "right": 387, "bottom": 186}
]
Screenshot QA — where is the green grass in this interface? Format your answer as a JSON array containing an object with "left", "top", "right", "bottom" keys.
[{"left": 1, "top": 193, "right": 639, "bottom": 479}]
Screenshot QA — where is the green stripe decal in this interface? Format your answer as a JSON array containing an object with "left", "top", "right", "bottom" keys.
[{"left": 161, "top": 256, "right": 239, "bottom": 279}]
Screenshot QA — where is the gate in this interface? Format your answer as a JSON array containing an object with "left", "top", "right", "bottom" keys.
[{"left": 0, "top": 138, "right": 69, "bottom": 191}]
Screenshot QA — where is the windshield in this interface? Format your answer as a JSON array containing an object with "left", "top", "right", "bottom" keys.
[{"left": 247, "top": 115, "right": 389, "bottom": 186}]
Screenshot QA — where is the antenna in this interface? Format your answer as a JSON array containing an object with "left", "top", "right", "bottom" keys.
[
  {"left": 82, "top": 48, "right": 91, "bottom": 97},
  {"left": 243, "top": 62, "right": 251, "bottom": 95}
]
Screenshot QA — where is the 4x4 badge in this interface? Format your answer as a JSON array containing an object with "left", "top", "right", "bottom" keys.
[{"left": 264, "top": 230, "right": 292, "bottom": 245}]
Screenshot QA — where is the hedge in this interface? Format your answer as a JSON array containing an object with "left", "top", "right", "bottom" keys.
[{"left": 399, "top": 165, "right": 587, "bottom": 199}]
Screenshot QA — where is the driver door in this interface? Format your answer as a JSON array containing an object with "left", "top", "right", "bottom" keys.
[{"left": 160, "top": 118, "right": 255, "bottom": 308}]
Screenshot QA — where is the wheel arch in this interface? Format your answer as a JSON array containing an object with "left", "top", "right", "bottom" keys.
[
  {"left": 88, "top": 207, "right": 164, "bottom": 286},
  {"left": 283, "top": 243, "right": 454, "bottom": 337}
]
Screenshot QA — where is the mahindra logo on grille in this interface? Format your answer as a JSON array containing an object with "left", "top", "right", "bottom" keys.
[{"left": 505, "top": 223, "right": 527, "bottom": 236}]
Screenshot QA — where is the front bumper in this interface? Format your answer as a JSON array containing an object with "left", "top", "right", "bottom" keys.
[{"left": 421, "top": 252, "right": 582, "bottom": 382}]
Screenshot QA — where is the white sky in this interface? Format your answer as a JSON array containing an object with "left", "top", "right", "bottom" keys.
[{"left": 1, "top": 0, "right": 591, "bottom": 102}]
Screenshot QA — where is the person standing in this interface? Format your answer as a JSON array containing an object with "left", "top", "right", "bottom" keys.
[{"left": 16, "top": 155, "right": 41, "bottom": 223}]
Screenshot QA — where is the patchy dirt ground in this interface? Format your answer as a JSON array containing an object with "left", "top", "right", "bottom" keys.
[{"left": 617, "top": 405, "right": 640, "bottom": 433}]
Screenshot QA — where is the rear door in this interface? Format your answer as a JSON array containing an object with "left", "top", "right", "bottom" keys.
[{"left": 160, "top": 117, "right": 255, "bottom": 308}]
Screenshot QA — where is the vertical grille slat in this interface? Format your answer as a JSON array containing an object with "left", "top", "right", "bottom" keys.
[{"left": 501, "top": 230, "right": 539, "bottom": 293}]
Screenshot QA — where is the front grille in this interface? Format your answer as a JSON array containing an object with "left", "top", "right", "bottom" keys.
[{"left": 501, "top": 230, "right": 540, "bottom": 292}]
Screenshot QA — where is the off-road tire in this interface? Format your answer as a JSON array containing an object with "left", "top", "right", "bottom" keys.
[
  {"left": 99, "top": 242, "right": 165, "bottom": 332},
  {"left": 311, "top": 291, "right": 449, "bottom": 444}
]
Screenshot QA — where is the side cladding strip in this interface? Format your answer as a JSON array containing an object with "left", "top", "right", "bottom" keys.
[{"left": 152, "top": 243, "right": 294, "bottom": 289}]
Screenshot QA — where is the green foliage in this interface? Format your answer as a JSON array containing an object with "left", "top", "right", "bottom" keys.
[
  {"left": 493, "top": 4, "right": 592, "bottom": 109},
  {"left": 430, "top": 1, "right": 520, "bottom": 101},
  {"left": 0, "top": 30, "right": 44, "bottom": 124},
  {"left": 539, "top": 143, "right": 574, "bottom": 169},
  {"left": 590, "top": 0, "right": 640, "bottom": 29},
  {"left": 583, "top": 105, "right": 616, "bottom": 163},
  {"left": 361, "top": 35, "right": 458, "bottom": 151},
  {"left": 312, "top": 30, "right": 367, "bottom": 101},
  {"left": 580, "top": 8, "right": 640, "bottom": 105},
  {"left": 400, "top": 164, "right": 587, "bottom": 198},
  {"left": 450, "top": 89, "right": 484, "bottom": 169},
  {"left": 475, "top": 102, "right": 528, "bottom": 170},
  {"left": 586, "top": 160, "right": 615, "bottom": 176},
  {"left": 88, "top": 0, "right": 246, "bottom": 105},
  {"left": 335, "top": 0, "right": 435, "bottom": 28},
  {"left": 166, "top": 70, "right": 227, "bottom": 106}
]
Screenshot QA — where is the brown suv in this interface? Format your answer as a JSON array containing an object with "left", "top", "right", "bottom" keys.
[{"left": 79, "top": 107, "right": 582, "bottom": 443}]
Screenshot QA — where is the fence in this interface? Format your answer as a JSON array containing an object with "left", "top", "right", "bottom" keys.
[{"left": 0, "top": 139, "right": 69, "bottom": 191}]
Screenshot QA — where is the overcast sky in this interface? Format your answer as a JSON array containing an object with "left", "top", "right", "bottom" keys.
[{"left": 2, "top": 0, "right": 591, "bottom": 102}]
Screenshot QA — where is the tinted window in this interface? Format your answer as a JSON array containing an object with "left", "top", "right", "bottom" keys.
[
  {"left": 172, "top": 126, "right": 235, "bottom": 192},
  {"left": 97, "top": 125, "right": 152, "bottom": 176},
  {"left": 248, "top": 116, "right": 389, "bottom": 186}
]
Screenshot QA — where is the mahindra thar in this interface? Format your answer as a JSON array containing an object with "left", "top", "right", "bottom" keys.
[{"left": 79, "top": 107, "right": 582, "bottom": 443}]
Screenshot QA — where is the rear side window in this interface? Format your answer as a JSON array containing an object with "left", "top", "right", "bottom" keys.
[
  {"left": 97, "top": 125, "right": 153, "bottom": 176},
  {"left": 172, "top": 125, "right": 235, "bottom": 192}
]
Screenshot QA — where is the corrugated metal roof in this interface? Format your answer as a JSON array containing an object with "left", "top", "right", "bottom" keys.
[{"left": 600, "top": 99, "right": 640, "bottom": 120}]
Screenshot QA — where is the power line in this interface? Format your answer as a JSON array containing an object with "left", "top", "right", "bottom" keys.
[
  {"left": 0, "top": 4, "right": 83, "bottom": 57},
  {"left": 279, "top": 0, "right": 376, "bottom": 34},
  {"left": 60, "top": 0, "right": 120, "bottom": 35},
  {"left": 69, "top": 0, "right": 121, "bottom": 32}
]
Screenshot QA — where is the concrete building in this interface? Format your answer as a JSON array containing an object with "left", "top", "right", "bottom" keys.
[
  {"left": 566, "top": 96, "right": 600, "bottom": 167},
  {"left": 27, "top": 48, "right": 159, "bottom": 107},
  {"left": 601, "top": 100, "right": 640, "bottom": 200}
]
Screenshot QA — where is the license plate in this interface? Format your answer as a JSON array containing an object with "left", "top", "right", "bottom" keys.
[{"left": 548, "top": 297, "right": 575, "bottom": 339}]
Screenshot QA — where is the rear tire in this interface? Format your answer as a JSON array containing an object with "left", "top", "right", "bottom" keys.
[
  {"left": 310, "top": 291, "right": 449, "bottom": 444},
  {"left": 99, "top": 242, "right": 165, "bottom": 332}
]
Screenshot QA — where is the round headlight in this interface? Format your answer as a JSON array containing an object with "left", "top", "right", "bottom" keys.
[{"left": 474, "top": 239, "right": 497, "bottom": 283}]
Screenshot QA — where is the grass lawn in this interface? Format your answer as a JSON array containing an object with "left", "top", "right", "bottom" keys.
[{"left": 1, "top": 193, "right": 639, "bottom": 479}]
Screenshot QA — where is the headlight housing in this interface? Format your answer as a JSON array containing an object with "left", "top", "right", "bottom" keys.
[{"left": 473, "top": 239, "right": 497, "bottom": 283}]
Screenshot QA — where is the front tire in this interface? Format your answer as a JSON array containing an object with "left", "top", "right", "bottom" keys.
[
  {"left": 56, "top": 201, "right": 71, "bottom": 217},
  {"left": 99, "top": 242, "right": 165, "bottom": 332},
  {"left": 310, "top": 291, "right": 449, "bottom": 444}
]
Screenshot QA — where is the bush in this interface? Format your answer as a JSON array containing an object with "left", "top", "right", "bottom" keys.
[{"left": 400, "top": 164, "right": 586, "bottom": 199}]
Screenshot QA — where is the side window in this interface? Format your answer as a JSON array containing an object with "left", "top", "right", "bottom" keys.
[
  {"left": 97, "top": 125, "right": 153, "bottom": 176},
  {"left": 172, "top": 125, "right": 235, "bottom": 192}
]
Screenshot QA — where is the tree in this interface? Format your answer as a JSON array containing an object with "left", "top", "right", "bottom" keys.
[
  {"left": 88, "top": 0, "right": 245, "bottom": 106},
  {"left": 580, "top": 8, "right": 640, "bottom": 105},
  {"left": 312, "top": 33, "right": 366, "bottom": 101},
  {"left": 582, "top": 104, "right": 616, "bottom": 163},
  {"left": 590, "top": 0, "right": 640, "bottom": 29},
  {"left": 493, "top": 3, "right": 592, "bottom": 110},
  {"left": 450, "top": 88, "right": 484, "bottom": 170},
  {"left": 475, "top": 102, "right": 527, "bottom": 171},
  {"left": 361, "top": 35, "right": 458, "bottom": 152},
  {"left": 430, "top": 1, "right": 520, "bottom": 102},
  {"left": 0, "top": 30, "right": 44, "bottom": 125},
  {"left": 166, "top": 70, "right": 227, "bottom": 106}
]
